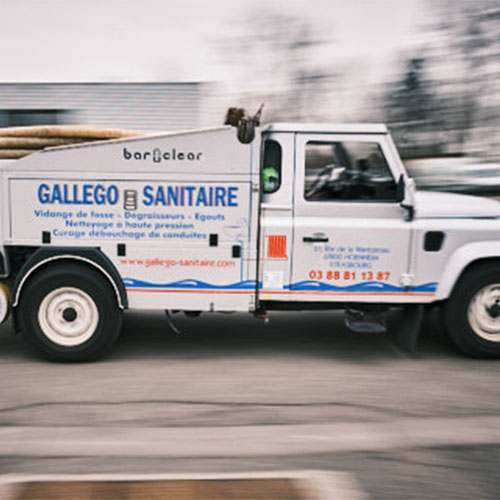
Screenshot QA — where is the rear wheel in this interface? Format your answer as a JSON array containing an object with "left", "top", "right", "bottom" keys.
[
  {"left": 442, "top": 263, "right": 500, "bottom": 357},
  {"left": 18, "top": 262, "right": 122, "bottom": 361}
]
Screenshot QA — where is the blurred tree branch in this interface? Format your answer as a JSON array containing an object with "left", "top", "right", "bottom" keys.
[
  {"left": 383, "top": 0, "right": 500, "bottom": 160},
  {"left": 216, "top": 9, "right": 338, "bottom": 122}
]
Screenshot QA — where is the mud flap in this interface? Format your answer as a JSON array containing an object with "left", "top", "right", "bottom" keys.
[{"left": 397, "top": 304, "right": 425, "bottom": 353}]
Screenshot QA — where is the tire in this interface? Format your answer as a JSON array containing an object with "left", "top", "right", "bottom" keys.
[
  {"left": 18, "top": 262, "right": 122, "bottom": 361},
  {"left": 442, "top": 263, "right": 500, "bottom": 358}
]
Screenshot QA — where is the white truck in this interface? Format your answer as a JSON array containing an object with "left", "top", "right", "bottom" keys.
[{"left": 1, "top": 116, "right": 500, "bottom": 360}]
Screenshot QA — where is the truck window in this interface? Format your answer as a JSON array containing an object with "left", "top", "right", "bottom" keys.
[
  {"left": 262, "top": 139, "right": 282, "bottom": 194},
  {"left": 304, "top": 141, "right": 397, "bottom": 201}
]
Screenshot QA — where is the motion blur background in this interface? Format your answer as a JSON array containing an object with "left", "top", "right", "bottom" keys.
[
  {"left": 0, "top": 0, "right": 499, "bottom": 194},
  {"left": 1, "top": 3, "right": 500, "bottom": 498}
]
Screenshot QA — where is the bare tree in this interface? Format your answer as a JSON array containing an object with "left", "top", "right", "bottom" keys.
[
  {"left": 383, "top": 55, "right": 447, "bottom": 159},
  {"left": 217, "top": 10, "right": 337, "bottom": 122},
  {"left": 382, "top": 0, "right": 500, "bottom": 161}
]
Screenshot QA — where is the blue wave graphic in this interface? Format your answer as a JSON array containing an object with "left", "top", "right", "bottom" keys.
[
  {"left": 124, "top": 278, "right": 437, "bottom": 293},
  {"left": 286, "top": 280, "right": 437, "bottom": 293},
  {"left": 410, "top": 282, "right": 438, "bottom": 292},
  {"left": 124, "top": 278, "right": 258, "bottom": 290}
]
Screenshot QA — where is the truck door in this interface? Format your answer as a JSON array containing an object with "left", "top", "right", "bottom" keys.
[{"left": 291, "top": 133, "right": 417, "bottom": 302}]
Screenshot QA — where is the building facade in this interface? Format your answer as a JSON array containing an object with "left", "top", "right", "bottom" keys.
[{"left": 0, "top": 82, "right": 206, "bottom": 132}]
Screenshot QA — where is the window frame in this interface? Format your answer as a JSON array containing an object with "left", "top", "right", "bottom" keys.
[
  {"left": 303, "top": 138, "right": 399, "bottom": 204},
  {"left": 261, "top": 138, "right": 283, "bottom": 195}
]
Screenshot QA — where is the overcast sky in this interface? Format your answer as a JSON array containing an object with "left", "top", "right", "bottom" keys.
[{"left": 0, "top": 0, "right": 425, "bottom": 83}]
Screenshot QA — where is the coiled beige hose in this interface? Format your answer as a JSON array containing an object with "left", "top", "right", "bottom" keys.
[{"left": 0, "top": 125, "right": 143, "bottom": 159}]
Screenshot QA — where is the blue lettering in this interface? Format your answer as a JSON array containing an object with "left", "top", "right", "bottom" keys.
[
  {"left": 143, "top": 185, "right": 153, "bottom": 206},
  {"left": 36, "top": 183, "right": 120, "bottom": 205},
  {"left": 227, "top": 187, "right": 238, "bottom": 207},
  {"left": 215, "top": 187, "right": 225, "bottom": 206},
  {"left": 68, "top": 184, "right": 82, "bottom": 204},
  {"left": 155, "top": 187, "right": 166, "bottom": 206},
  {"left": 94, "top": 185, "right": 106, "bottom": 205},
  {"left": 185, "top": 186, "right": 195, "bottom": 206},
  {"left": 38, "top": 184, "right": 50, "bottom": 204},
  {"left": 196, "top": 187, "right": 208, "bottom": 206},
  {"left": 167, "top": 186, "right": 178, "bottom": 206},
  {"left": 107, "top": 185, "right": 119, "bottom": 205},
  {"left": 52, "top": 184, "right": 62, "bottom": 203},
  {"left": 83, "top": 184, "right": 93, "bottom": 205},
  {"left": 139, "top": 184, "right": 240, "bottom": 207}
]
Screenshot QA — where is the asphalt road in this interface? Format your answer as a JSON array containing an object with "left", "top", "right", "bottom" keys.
[{"left": 1, "top": 308, "right": 500, "bottom": 499}]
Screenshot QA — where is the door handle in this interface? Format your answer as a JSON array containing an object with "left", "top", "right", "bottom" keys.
[{"left": 303, "top": 235, "right": 329, "bottom": 243}]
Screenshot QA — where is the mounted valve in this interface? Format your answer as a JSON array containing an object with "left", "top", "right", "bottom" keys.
[{"left": 224, "top": 104, "right": 264, "bottom": 144}]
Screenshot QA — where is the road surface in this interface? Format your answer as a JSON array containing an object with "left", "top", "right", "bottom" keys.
[{"left": 1, "top": 308, "right": 500, "bottom": 499}]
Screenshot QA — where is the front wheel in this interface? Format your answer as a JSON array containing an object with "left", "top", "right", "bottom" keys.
[
  {"left": 18, "top": 262, "right": 122, "bottom": 361},
  {"left": 442, "top": 264, "right": 500, "bottom": 357}
]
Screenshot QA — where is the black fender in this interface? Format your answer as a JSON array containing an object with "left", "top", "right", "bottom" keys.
[{"left": 12, "top": 247, "right": 128, "bottom": 310}]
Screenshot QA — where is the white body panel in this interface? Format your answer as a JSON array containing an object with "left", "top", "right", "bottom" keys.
[
  {"left": 288, "top": 132, "right": 417, "bottom": 303},
  {"left": 435, "top": 241, "right": 500, "bottom": 300},
  {"left": 258, "top": 130, "right": 295, "bottom": 302},
  {"left": 414, "top": 191, "right": 500, "bottom": 218},
  {"left": 2, "top": 127, "right": 261, "bottom": 312},
  {"left": 260, "top": 130, "right": 428, "bottom": 304},
  {"left": 411, "top": 198, "right": 500, "bottom": 302}
]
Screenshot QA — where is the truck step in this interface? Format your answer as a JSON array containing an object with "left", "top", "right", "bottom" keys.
[{"left": 344, "top": 306, "right": 387, "bottom": 334}]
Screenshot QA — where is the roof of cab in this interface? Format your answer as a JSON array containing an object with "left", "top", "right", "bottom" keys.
[{"left": 263, "top": 122, "right": 388, "bottom": 134}]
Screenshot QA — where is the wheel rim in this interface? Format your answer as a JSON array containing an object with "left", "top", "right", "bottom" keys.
[
  {"left": 37, "top": 287, "right": 99, "bottom": 347},
  {"left": 468, "top": 284, "right": 500, "bottom": 342}
]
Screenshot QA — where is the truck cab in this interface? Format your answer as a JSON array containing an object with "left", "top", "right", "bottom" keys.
[
  {"left": 258, "top": 123, "right": 500, "bottom": 358},
  {"left": 259, "top": 123, "right": 417, "bottom": 304}
]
